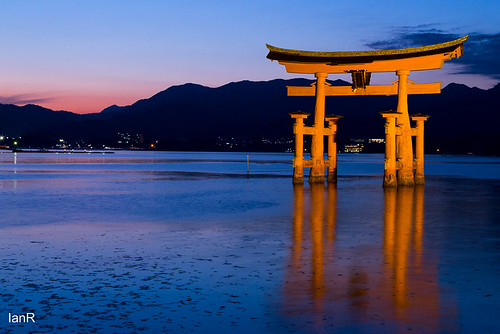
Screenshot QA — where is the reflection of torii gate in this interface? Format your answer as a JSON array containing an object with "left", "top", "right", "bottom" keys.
[{"left": 266, "top": 36, "right": 467, "bottom": 186}]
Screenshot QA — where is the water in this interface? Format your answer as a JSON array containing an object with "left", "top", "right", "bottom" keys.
[{"left": 0, "top": 151, "right": 498, "bottom": 333}]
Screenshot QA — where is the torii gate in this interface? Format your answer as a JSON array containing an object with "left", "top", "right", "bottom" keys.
[{"left": 266, "top": 36, "right": 467, "bottom": 186}]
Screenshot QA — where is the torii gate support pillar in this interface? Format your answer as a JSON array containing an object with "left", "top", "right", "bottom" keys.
[
  {"left": 326, "top": 115, "right": 342, "bottom": 183},
  {"left": 411, "top": 114, "right": 430, "bottom": 185},
  {"left": 290, "top": 112, "right": 309, "bottom": 184},
  {"left": 381, "top": 111, "right": 401, "bottom": 187}
]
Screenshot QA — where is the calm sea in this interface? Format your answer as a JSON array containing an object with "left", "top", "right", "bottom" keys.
[{"left": 0, "top": 151, "right": 498, "bottom": 333}]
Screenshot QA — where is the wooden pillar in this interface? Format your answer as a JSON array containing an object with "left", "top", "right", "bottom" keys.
[
  {"left": 325, "top": 114, "right": 342, "bottom": 183},
  {"left": 309, "top": 72, "right": 328, "bottom": 183},
  {"left": 380, "top": 111, "right": 401, "bottom": 187},
  {"left": 411, "top": 114, "right": 430, "bottom": 185},
  {"left": 290, "top": 112, "right": 309, "bottom": 184},
  {"left": 395, "top": 70, "right": 415, "bottom": 186}
]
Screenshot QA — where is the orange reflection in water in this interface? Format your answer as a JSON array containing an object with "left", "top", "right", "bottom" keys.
[
  {"left": 284, "top": 185, "right": 457, "bottom": 332},
  {"left": 381, "top": 187, "right": 442, "bottom": 327}
]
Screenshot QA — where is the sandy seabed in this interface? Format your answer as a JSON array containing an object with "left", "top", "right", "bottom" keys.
[
  {"left": 0, "top": 152, "right": 499, "bottom": 333},
  {"left": 1, "top": 221, "right": 290, "bottom": 333}
]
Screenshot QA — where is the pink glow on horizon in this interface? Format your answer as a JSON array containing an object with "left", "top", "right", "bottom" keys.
[
  {"left": 0, "top": 90, "right": 150, "bottom": 114},
  {"left": 5, "top": 71, "right": 499, "bottom": 115},
  {"left": 0, "top": 80, "right": 174, "bottom": 114},
  {"left": 37, "top": 91, "right": 154, "bottom": 114}
]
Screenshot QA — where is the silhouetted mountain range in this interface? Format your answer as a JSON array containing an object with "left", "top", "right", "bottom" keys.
[{"left": 0, "top": 79, "right": 498, "bottom": 154}]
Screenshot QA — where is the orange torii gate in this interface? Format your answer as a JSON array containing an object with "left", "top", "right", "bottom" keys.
[{"left": 266, "top": 36, "right": 467, "bottom": 186}]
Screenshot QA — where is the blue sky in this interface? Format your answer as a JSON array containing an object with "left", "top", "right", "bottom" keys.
[{"left": 0, "top": 1, "right": 498, "bottom": 113}]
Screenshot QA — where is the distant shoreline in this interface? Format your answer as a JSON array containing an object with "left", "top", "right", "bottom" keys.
[
  {"left": 0, "top": 147, "right": 497, "bottom": 157},
  {"left": 4, "top": 148, "right": 115, "bottom": 154}
]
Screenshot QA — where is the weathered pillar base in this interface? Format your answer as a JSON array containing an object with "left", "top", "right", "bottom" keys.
[
  {"left": 293, "top": 177, "right": 305, "bottom": 184},
  {"left": 414, "top": 174, "right": 425, "bottom": 185},
  {"left": 309, "top": 166, "right": 325, "bottom": 183},
  {"left": 293, "top": 171, "right": 304, "bottom": 184},
  {"left": 309, "top": 175, "right": 325, "bottom": 183},
  {"left": 293, "top": 159, "right": 304, "bottom": 184},
  {"left": 327, "top": 168, "right": 337, "bottom": 183},
  {"left": 383, "top": 171, "right": 397, "bottom": 187},
  {"left": 397, "top": 171, "right": 415, "bottom": 187}
]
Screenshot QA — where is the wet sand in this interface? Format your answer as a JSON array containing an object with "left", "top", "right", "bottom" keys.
[
  {"left": 0, "top": 152, "right": 499, "bottom": 333},
  {"left": 1, "top": 221, "right": 290, "bottom": 333}
]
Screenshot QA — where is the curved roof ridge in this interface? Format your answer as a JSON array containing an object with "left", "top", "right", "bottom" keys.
[{"left": 266, "top": 35, "right": 468, "bottom": 61}]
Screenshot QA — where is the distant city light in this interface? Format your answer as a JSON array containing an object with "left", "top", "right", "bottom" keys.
[{"left": 368, "top": 138, "right": 384, "bottom": 144}]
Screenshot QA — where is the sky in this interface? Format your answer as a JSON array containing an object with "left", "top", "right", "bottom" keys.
[{"left": 0, "top": 1, "right": 499, "bottom": 114}]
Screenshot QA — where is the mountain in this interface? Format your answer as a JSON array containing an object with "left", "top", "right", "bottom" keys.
[
  {"left": 0, "top": 79, "right": 498, "bottom": 154},
  {"left": 0, "top": 104, "right": 81, "bottom": 146}
]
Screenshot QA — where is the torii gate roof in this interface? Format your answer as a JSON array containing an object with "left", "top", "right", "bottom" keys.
[{"left": 266, "top": 36, "right": 468, "bottom": 73}]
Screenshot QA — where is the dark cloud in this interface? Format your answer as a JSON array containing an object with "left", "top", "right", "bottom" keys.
[
  {"left": 0, "top": 94, "right": 56, "bottom": 105},
  {"left": 366, "top": 27, "right": 500, "bottom": 79}
]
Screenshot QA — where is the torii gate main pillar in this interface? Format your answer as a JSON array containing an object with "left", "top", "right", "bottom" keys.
[
  {"left": 395, "top": 70, "right": 415, "bottom": 186},
  {"left": 309, "top": 73, "right": 328, "bottom": 183}
]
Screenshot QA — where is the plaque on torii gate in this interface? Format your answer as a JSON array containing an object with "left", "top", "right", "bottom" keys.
[{"left": 266, "top": 36, "right": 467, "bottom": 186}]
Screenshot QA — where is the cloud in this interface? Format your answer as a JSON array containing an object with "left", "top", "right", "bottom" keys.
[
  {"left": 0, "top": 93, "right": 56, "bottom": 105},
  {"left": 366, "top": 27, "right": 500, "bottom": 80}
]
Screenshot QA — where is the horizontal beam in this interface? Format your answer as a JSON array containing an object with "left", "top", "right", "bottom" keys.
[
  {"left": 279, "top": 52, "right": 453, "bottom": 73},
  {"left": 303, "top": 126, "right": 315, "bottom": 135},
  {"left": 296, "top": 126, "right": 336, "bottom": 136},
  {"left": 287, "top": 82, "right": 441, "bottom": 96},
  {"left": 298, "top": 159, "right": 333, "bottom": 168}
]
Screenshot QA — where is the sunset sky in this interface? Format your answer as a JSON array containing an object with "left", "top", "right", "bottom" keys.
[{"left": 1, "top": 1, "right": 499, "bottom": 114}]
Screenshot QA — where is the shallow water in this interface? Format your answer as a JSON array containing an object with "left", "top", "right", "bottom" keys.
[{"left": 0, "top": 151, "right": 498, "bottom": 333}]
